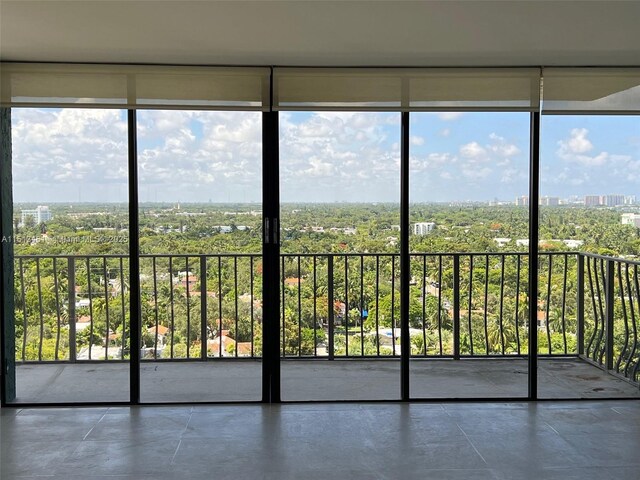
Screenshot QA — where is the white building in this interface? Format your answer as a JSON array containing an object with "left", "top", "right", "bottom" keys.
[
  {"left": 413, "top": 222, "right": 435, "bottom": 235},
  {"left": 20, "top": 205, "right": 52, "bottom": 226},
  {"left": 622, "top": 213, "right": 640, "bottom": 228},
  {"left": 493, "top": 238, "right": 512, "bottom": 247}
]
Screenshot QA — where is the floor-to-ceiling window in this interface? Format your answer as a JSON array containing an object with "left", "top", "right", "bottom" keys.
[
  {"left": 10, "top": 107, "right": 130, "bottom": 403},
  {"left": 539, "top": 68, "right": 640, "bottom": 398},
  {"left": 3, "top": 65, "right": 640, "bottom": 405},
  {"left": 279, "top": 110, "right": 402, "bottom": 401},
  {"left": 409, "top": 111, "right": 532, "bottom": 398},
  {"left": 137, "top": 110, "right": 263, "bottom": 402}
]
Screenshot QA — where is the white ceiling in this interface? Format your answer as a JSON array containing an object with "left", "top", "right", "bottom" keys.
[{"left": 1, "top": 0, "right": 640, "bottom": 67}]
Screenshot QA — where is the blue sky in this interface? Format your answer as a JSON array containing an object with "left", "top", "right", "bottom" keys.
[{"left": 10, "top": 108, "right": 640, "bottom": 203}]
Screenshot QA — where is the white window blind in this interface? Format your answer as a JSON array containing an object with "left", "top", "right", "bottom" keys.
[
  {"left": 542, "top": 68, "right": 640, "bottom": 114},
  {"left": 273, "top": 68, "right": 541, "bottom": 111},
  {"left": 0, "top": 63, "right": 271, "bottom": 111}
]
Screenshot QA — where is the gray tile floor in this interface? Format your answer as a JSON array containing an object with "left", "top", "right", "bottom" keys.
[
  {"left": 12, "top": 357, "right": 640, "bottom": 403},
  {"left": 1, "top": 401, "right": 640, "bottom": 479}
]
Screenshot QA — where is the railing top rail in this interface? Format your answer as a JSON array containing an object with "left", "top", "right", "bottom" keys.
[
  {"left": 14, "top": 251, "right": 580, "bottom": 259},
  {"left": 581, "top": 251, "right": 640, "bottom": 266}
]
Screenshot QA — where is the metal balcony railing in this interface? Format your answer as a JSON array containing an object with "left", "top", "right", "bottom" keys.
[{"left": 11, "top": 252, "right": 640, "bottom": 385}]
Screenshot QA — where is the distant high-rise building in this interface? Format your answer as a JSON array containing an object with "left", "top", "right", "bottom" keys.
[
  {"left": 603, "top": 194, "right": 625, "bottom": 207},
  {"left": 515, "top": 196, "right": 529, "bottom": 206},
  {"left": 20, "top": 205, "right": 52, "bottom": 226},
  {"left": 540, "top": 196, "right": 560, "bottom": 206},
  {"left": 625, "top": 195, "right": 636, "bottom": 205},
  {"left": 413, "top": 222, "right": 435, "bottom": 235},
  {"left": 584, "top": 195, "right": 601, "bottom": 207}
]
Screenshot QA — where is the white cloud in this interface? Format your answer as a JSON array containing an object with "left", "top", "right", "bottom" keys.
[
  {"left": 488, "top": 133, "right": 520, "bottom": 157},
  {"left": 562, "top": 128, "right": 593, "bottom": 154},
  {"left": 556, "top": 128, "right": 631, "bottom": 167},
  {"left": 439, "top": 128, "right": 451, "bottom": 137},
  {"left": 460, "top": 142, "right": 486, "bottom": 159},
  {"left": 461, "top": 166, "right": 491, "bottom": 180},
  {"left": 410, "top": 135, "right": 425, "bottom": 146},
  {"left": 437, "top": 112, "right": 464, "bottom": 121}
]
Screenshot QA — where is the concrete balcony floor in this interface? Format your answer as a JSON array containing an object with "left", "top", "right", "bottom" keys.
[{"left": 10, "top": 357, "right": 639, "bottom": 404}]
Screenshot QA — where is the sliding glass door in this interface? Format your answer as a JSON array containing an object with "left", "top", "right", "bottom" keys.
[
  {"left": 279, "top": 111, "right": 402, "bottom": 401},
  {"left": 9, "top": 107, "right": 130, "bottom": 403},
  {"left": 137, "top": 110, "right": 263, "bottom": 403},
  {"left": 408, "top": 111, "right": 531, "bottom": 398}
]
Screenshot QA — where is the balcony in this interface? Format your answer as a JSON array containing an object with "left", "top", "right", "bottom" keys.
[{"left": 10, "top": 252, "right": 640, "bottom": 403}]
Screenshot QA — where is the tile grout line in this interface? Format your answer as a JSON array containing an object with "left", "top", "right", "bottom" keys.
[
  {"left": 170, "top": 439, "right": 182, "bottom": 465},
  {"left": 83, "top": 412, "right": 108, "bottom": 441},
  {"left": 544, "top": 421, "right": 560, "bottom": 435},
  {"left": 456, "top": 424, "right": 488, "bottom": 465}
]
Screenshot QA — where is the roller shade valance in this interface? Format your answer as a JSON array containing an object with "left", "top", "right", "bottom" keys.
[
  {"left": 542, "top": 68, "right": 640, "bottom": 114},
  {"left": 0, "top": 63, "right": 271, "bottom": 110},
  {"left": 273, "top": 68, "right": 541, "bottom": 111}
]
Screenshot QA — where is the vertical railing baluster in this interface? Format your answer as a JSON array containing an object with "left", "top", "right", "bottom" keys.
[
  {"left": 250, "top": 256, "right": 255, "bottom": 357},
  {"left": 345, "top": 255, "right": 349, "bottom": 356},
  {"left": 616, "top": 261, "right": 629, "bottom": 373},
  {"left": 328, "top": 255, "right": 334, "bottom": 360},
  {"left": 360, "top": 255, "right": 364, "bottom": 357},
  {"left": 313, "top": 255, "right": 317, "bottom": 357},
  {"left": 234, "top": 256, "right": 239, "bottom": 358},
  {"left": 297, "top": 255, "right": 301, "bottom": 357},
  {"left": 200, "top": 256, "right": 207, "bottom": 360},
  {"left": 586, "top": 257, "right": 598, "bottom": 360},
  {"left": 281, "top": 255, "right": 285, "bottom": 357},
  {"left": 437, "top": 255, "right": 443, "bottom": 356},
  {"left": 422, "top": 255, "right": 427, "bottom": 356},
  {"left": 626, "top": 264, "right": 639, "bottom": 378},
  {"left": 577, "top": 254, "right": 584, "bottom": 356},
  {"left": 561, "top": 254, "right": 568, "bottom": 354},
  {"left": 453, "top": 255, "right": 460, "bottom": 360},
  {"left": 605, "top": 259, "right": 615, "bottom": 371},
  {"left": 19, "top": 258, "right": 27, "bottom": 361},
  {"left": 391, "top": 255, "right": 396, "bottom": 356},
  {"left": 217, "top": 256, "right": 223, "bottom": 358},
  {"left": 498, "top": 254, "right": 505, "bottom": 355},
  {"left": 87, "top": 257, "right": 93, "bottom": 361},
  {"left": 514, "top": 254, "right": 521, "bottom": 354},
  {"left": 483, "top": 254, "right": 489, "bottom": 355},
  {"left": 52, "top": 258, "right": 62, "bottom": 361},
  {"left": 68, "top": 257, "right": 76, "bottom": 362},
  {"left": 632, "top": 265, "right": 640, "bottom": 382},
  {"left": 119, "top": 256, "right": 126, "bottom": 360},
  {"left": 169, "top": 256, "right": 175, "bottom": 359},
  {"left": 375, "top": 255, "right": 380, "bottom": 356},
  {"left": 104, "top": 257, "right": 111, "bottom": 360},
  {"left": 545, "top": 254, "right": 553, "bottom": 355},
  {"left": 468, "top": 255, "right": 474, "bottom": 355},
  {"left": 596, "top": 259, "right": 607, "bottom": 364},
  {"left": 36, "top": 258, "right": 44, "bottom": 361},
  {"left": 185, "top": 256, "right": 191, "bottom": 359}
]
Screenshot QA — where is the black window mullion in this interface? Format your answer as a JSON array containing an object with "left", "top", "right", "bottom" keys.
[
  {"left": 400, "top": 111, "right": 410, "bottom": 400},
  {"left": 528, "top": 111, "right": 541, "bottom": 400},
  {"left": 128, "top": 110, "right": 141, "bottom": 404}
]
